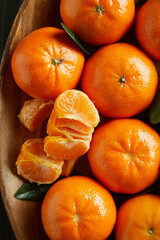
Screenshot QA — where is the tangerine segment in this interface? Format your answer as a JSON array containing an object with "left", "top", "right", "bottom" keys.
[
  {"left": 115, "top": 194, "right": 160, "bottom": 240},
  {"left": 53, "top": 90, "right": 100, "bottom": 127},
  {"left": 41, "top": 176, "right": 117, "bottom": 240},
  {"left": 88, "top": 119, "right": 160, "bottom": 194},
  {"left": 11, "top": 27, "right": 85, "bottom": 100},
  {"left": 16, "top": 138, "right": 64, "bottom": 184},
  {"left": 48, "top": 125, "right": 92, "bottom": 141},
  {"left": 47, "top": 111, "right": 93, "bottom": 140},
  {"left": 18, "top": 98, "right": 54, "bottom": 132},
  {"left": 54, "top": 115, "right": 94, "bottom": 135},
  {"left": 62, "top": 158, "right": 79, "bottom": 176},
  {"left": 44, "top": 136, "right": 90, "bottom": 160}
]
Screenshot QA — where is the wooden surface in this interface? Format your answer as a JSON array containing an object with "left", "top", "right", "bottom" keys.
[{"left": 0, "top": 1, "right": 22, "bottom": 239}]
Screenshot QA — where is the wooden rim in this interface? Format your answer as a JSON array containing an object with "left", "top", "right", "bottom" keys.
[{"left": 0, "top": 1, "right": 31, "bottom": 239}]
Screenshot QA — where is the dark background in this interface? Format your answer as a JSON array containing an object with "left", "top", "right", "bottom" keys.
[{"left": 0, "top": 0, "right": 23, "bottom": 239}]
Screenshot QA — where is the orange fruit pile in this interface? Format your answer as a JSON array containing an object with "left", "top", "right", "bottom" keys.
[
  {"left": 10, "top": 0, "right": 160, "bottom": 239},
  {"left": 41, "top": 176, "right": 117, "bottom": 240}
]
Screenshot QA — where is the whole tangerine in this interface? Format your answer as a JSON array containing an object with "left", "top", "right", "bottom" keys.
[
  {"left": 81, "top": 43, "right": 158, "bottom": 118},
  {"left": 115, "top": 194, "right": 160, "bottom": 240},
  {"left": 136, "top": 0, "right": 160, "bottom": 60},
  {"left": 41, "top": 176, "right": 117, "bottom": 240},
  {"left": 11, "top": 27, "right": 85, "bottom": 100},
  {"left": 60, "top": 0, "right": 135, "bottom": 45},
  {"left": 88, "top": 119, "right": 160, "bottom": 194}
]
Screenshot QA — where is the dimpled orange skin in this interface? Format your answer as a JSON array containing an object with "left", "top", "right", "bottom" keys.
[
  {"left": 60, "top": 0, "right": 135, "bottom": 45},
  {"left": 81, "top": 43, "right": 158, "bottom": 118},
  {"left": 115, "top": 194, "right": 160, "bottom": 240},
  {"left": 41, "top": 176, "right": 117, "bottom": 240},
  {"left": 136, "top": 0, "right": 160, "bottom": 61},
  {"left": 88, "top": 119, "right": 160, "bottom": 194},
  {"left": 11, "top": 27, "right": 85, "bottom": 100}
]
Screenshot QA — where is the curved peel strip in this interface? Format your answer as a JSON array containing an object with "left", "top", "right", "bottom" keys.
[{"left": 62, "top": 158, "right": 79, "bottom": 177}]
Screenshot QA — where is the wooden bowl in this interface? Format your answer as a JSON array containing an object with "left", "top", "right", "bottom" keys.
[
  {"left": 0, "top": 0, "right": 62, "bottom": 239},
  {"left": 0, "top": 0, "right": 160, "bottom": 240}
]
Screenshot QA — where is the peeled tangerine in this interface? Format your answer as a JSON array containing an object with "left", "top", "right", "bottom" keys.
[
  {"left": 16, "top": 138, "right": 64, "bottom": 184},
  {"left": 44, "top": 90, "right": 100, "bottom": 161},
  {"left": 16, "top": 90, "right": 100, "bottom": 183}
]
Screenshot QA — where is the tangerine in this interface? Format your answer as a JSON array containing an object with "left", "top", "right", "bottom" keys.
[
  {"left": 88, "top": 119, "right": 160, "bottom": 194},
  {"left": 115, "top": 194, "right": 160, "bottom": 240},
  {"left": 11, "top": 27, "right": 85, "bottom": 100},
  {"left": 81, "top": 43, "right": 158, "bottom": 118},
  {"left": 41, "top": 176, "right": 117, "bottom": 240},
  {"left": 60, "top": 0, "right": 135, "bottom": 45},
  {"left": 136, "top": 0, "right": 160, "bottom": 60}
]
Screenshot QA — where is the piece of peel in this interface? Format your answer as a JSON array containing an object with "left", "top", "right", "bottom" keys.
[
  {"left": 18, "top": 99, "right": 54, "bottom": 132},
  {"left": 62, "top": 158, "right": 79, "bottom": 177}
]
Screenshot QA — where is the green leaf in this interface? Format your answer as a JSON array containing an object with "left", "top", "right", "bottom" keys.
[
  {"left": 14, "top": 173, "right": 84, "bottom": 201},
  {"left": 61, "top": 22, "right": 91, "bottom": 56},
  {"left": 150, "top": 88, "right": 160, "bottom": 124},
  {"left": 135, "top": 0, "right": 147, "bottom": 6},
  {"left": 14, "top": 181, "right": 53, "bottom": 201}
]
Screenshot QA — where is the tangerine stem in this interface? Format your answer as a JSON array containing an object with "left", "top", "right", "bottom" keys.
[
  {"left": 52, "top": 58, "right": 63, "bottom": 66},
  {"left": 74, "top": 213, "right": 81, "bottom": 222},
  {"left": 96, "top": 4, "right": 104, "bottom": 15},
  {"left": 119, "top": 76, "right": 126, "bottom": 84},
  {"left": 148, "top": 228, "right": 154, "bottom": 235}
]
